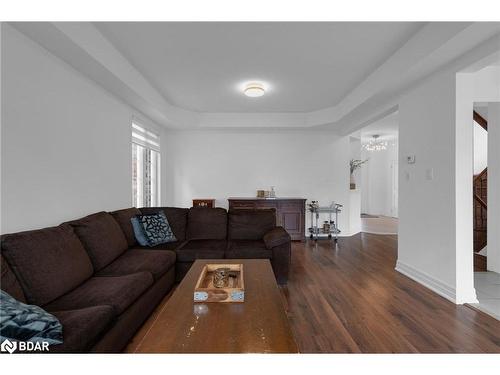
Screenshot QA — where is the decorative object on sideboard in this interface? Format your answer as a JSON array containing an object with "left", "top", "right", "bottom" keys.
[
  {"left": 256, "top": 186, "right": 276, "bottom": 198},
  {"left": 349, "top": 159, "right": 368, "bottom": 190},
  {"left": 192, "top": 199, "right": 216, "bottom": 208}
]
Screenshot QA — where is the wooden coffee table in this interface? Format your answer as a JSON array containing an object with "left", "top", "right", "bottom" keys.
[{"left": 132, "top": 259, "right": 298, "bottom": 353}]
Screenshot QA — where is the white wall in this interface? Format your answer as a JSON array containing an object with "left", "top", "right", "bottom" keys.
[
  {"left": 397, "top": 70, "right": 462, "bottom": 302},
  {"left": 473, "top": 122, "right": 488, "bottom": 175},
  {"left": 162, "top": 129, "right": 353, "bottom": 236},
  {"left": 360, "top": 139, "right": 398, "bottom": 217},
  {"left": 487, "top": 103, "right": 500, "bottom": 272},
  {"left": 1, "top": 25, "right": 159, "bottom": 233}
]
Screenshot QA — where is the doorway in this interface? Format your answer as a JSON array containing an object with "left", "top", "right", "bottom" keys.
[{"left": 358, "top": 112, "right": 399, "bottom": 235}]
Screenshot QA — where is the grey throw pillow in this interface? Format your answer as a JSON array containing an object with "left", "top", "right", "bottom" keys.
[{"left": 0, "top": 290, "right": 63, "bottom": 345}]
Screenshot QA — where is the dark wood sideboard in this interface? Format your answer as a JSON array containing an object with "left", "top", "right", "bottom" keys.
[{"left": 228, "top": 197, "right": 306, "bottom": 241}]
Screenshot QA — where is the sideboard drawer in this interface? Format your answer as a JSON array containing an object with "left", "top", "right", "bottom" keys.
[{"left": 229, "top": 201, "right": 256, "bottom": 209}]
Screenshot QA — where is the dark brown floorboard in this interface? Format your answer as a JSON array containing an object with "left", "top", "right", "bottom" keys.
[{"left": 284, "top": 233, "right": 500, "bottom": 353}]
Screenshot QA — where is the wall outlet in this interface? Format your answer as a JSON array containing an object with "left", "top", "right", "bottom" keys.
[
  {"left": 426, "top": 168, "right": 434, "bottom": 181},
  {"left": 407, "top": 155, "right": 416, "bottom": 164}
]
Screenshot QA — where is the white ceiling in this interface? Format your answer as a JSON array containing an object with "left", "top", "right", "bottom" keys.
[
  {"left": 95, "top": 22, "right": 423, "bottom": 113},
  {"left": 12, "top": 22, "right": 500, "bottom": 130}
]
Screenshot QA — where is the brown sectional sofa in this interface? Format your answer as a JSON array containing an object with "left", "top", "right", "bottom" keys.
[{"left": 0, "top": 207, "right": 291, "bottom": 353}]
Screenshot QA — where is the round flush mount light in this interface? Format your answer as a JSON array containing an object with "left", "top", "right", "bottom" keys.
[{"left": 243, "top": 82, "right": 265, "bottom": 97}]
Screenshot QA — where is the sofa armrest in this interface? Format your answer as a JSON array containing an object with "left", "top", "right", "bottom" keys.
[{"left": 263, "top": 227, "right": 290, "bottom": 249}]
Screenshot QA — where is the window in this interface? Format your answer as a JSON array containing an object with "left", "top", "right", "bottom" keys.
[{"left": 132, "top": 121, "right": 160, "bottom": 207}]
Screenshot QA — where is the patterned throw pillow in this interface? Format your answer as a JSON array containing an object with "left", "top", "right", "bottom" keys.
[
  {"left": 0, "top": 290, "right": 63, "bottom": 345},
  {"left": 134, "top": 212, "right": 177, "bottom": 247}
]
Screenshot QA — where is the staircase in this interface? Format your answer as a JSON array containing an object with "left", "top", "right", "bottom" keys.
[{"left": 473, "top": 110, "right": 487, "bottom": 272}]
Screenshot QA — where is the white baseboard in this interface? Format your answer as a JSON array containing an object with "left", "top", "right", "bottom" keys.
[{"left": 395, "top": 260, "right": 457, "bottom": 303}]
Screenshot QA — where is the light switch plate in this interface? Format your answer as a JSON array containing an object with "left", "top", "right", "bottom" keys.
[
  {"left": 407, "top": 155, "right": 416, "bottom": 164},
  {"left": 426, "top": 168, "right": 434, "bottom": 181}
]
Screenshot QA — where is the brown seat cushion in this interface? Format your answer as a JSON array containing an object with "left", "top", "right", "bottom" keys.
[
  {"left": 133, "top": 241, "right": 183, "bottom": 251},
  {"left": 175, "top": 239, "right": 227, "bottom": 262},
  {"left": 97, "top": 249, "right": 176, "bottom": 281},
  {"left": 66, "top": 212, "right": 128, "bottom": 271},
  {"left": 0, "top": 255, "right": 26, "bottom": 303},
  {"left": 51, "top": 305, "right": 116, "bottom": 353},
  {"left": 140, "top": 207, "right": 189, "bottom": 242},
  {"left": 44, "top": 272, "right": 153, "bottom": 315},
  {"left": 110, "top": 208, "right": 141, "bottom": 247},
  {"left": 186, "top": 208, "right": 227, "bottom": 240},
  {"left": 228, "top": 209, "right": 277, "bottom": 240},
  {"left": 226, "top": 240, "right": 273, "bottom": 259},
  {"left": 1, "top": 225, "right": 94, "bottom": 306}
]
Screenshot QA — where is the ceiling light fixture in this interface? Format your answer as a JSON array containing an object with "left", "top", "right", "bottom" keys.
[
  {"left": 244, "top": 82, "right": 265, "bottom": 97},
  {"left": 363, "top": 135, "right": 388, "bottom": 152}
]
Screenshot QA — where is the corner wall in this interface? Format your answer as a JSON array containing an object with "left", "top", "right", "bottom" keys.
[
  {"left": 397, "top": 57, "right": 500, "bottom": 304},
  {"left": 397, "top": 70, "right": 461, "bottom": 302},
  {"left": 1, "top": 25, "right": 159, "bottom": 233}
]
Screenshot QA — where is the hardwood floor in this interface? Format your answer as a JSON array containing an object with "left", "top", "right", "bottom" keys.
[
  {"left": 127, "top": 233, "right": 500, "bottom": 353},
  {"left": 284, "top": 233, "right": 500, "bottom": 353}
]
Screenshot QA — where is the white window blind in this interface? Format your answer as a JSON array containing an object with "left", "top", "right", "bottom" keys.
[{"left": 132, "top": 121, "right": 160, "bottom": 208}]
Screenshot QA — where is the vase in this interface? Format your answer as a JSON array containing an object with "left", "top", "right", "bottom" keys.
[{"left": 350, "top": 174, "right": 356, "bottom": 190}]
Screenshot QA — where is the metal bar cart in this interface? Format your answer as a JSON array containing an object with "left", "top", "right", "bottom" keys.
[{"left": 308, "top": 202, "right": 343, "bottom": 241}]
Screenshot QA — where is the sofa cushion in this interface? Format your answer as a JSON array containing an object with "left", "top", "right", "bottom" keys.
[
  {"left": 133, "top": 241, "right": 183, "bottom": 251},
  {"left": 44, "top": 272, "right": 154, "bottom": 315},
  {"left": 1, "top": 255, "right": 26, "bottom": 303},
  {"left": 96, "top": 249, "right": 176, "bottom": 281},
  {"left": 176, "top": 240, "right": 227, "bottom": 262},
  {"left": 186, "top": 208, "right": 227, "bottom": 240},
  {"left": 228, "top": 209, "right": 277, "bottom": 240},
  {"left": 51, "top": 305, "right": 116, "bottom": 353},
  {"left": 66, "top": 212, "right": 128, "bottom": 271},
  {"left": 1, "top": 225, "right": 94, "bottom": 306},
  {"left": 110, "top": 208, "right": 142, "bottom": 247},
  {"left": 227, "top": 240, "right": 273, "bottom": 259},
  {"left": 140, "top": 207, "right": 188, "bottom": 242},
  {"left": 0, "top": 290, "right": 63, "bottom": 345}
]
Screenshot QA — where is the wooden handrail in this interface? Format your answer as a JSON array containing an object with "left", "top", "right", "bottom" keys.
[
  {"left": 474, "top": 167, "right": 488, "bottom": 183},
  {"left": 474, "top": 193, "right": 487, "bottom": 209},
  {"left": 473, "top": 110, "right": 488, "bottom": 131}
]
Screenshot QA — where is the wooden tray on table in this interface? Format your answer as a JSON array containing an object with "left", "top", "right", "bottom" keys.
[{"left": 193, "top": 263, "right": 244, "bottom": 303}]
